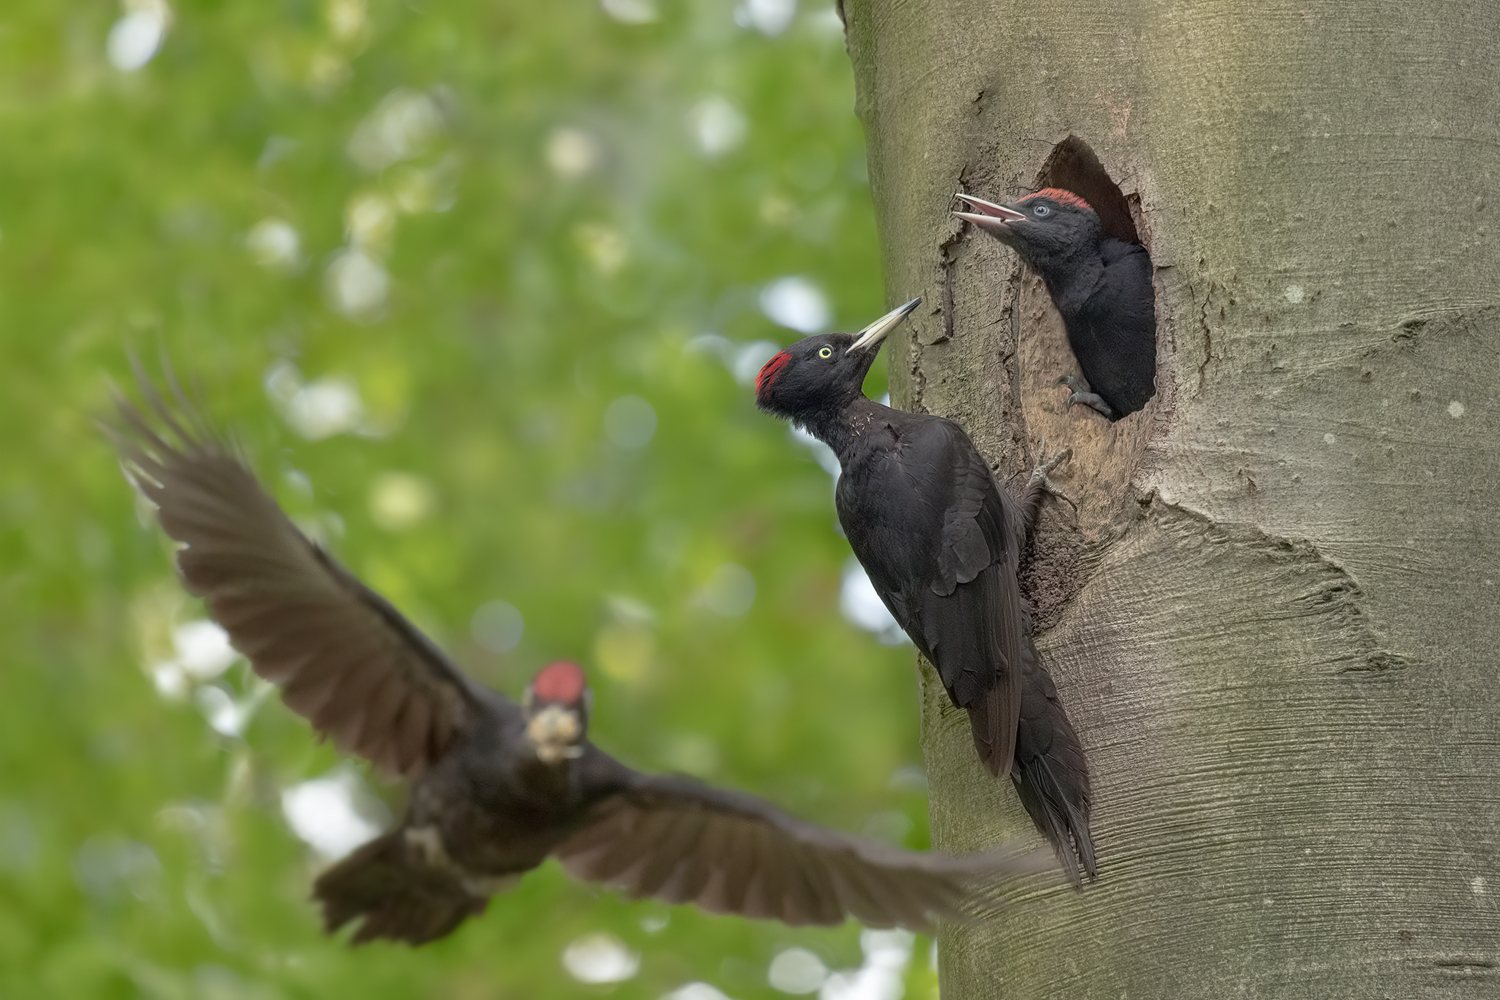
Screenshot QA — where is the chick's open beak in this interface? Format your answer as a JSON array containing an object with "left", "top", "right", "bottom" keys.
[{"left": 951, "top": 192, "right": 1028, "bottom": 233}]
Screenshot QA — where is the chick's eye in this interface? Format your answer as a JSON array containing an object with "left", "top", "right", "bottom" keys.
[
  {"left": 818, "top": 346, "right": 833, "bottom": 358},
  {"left": 1033, "top": 204, "right": 1051, "bottom": 217}
]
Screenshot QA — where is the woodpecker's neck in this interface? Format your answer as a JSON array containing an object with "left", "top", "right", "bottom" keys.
[
  {"left": 798, "top": 396, "right": 888, "bottom": 460},
  {"left": 1035, "top": 243, "right": 1107, "bottom": 316}
]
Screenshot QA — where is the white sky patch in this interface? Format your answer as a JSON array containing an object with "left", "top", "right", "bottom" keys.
[
  {"left": 368, "top": 472, "right": 437, "bottom": 531},
  {"left": 194, "top": 681, "right": 272, "bottom": 738},
  {"left": 561, "top": 932, "right": 640, "bottom": 984},
  {"left": 325, "top": 247, "right": 389, "bottom": 320},
  {"left": 347, "top": 89, "right": 446, "bottom": 173},
  {"left": 600, "top": 0, "right": 658, "bottom": 23},
  {"left": 107, "top": 0, "right": 171, "bottom": 72},
  {"left": 280, "top": 370, "right": 367, "bottom": 439},
  {"left": 246, "top": 218, "right": 301, "bottom": 271},
  {"left": 688, "top": 96, "right": 748, "bottom": 158},
  {"left": 546, "top": 127, "right": 603, "bottom": 178},
  {"left": 605, "top": 395, "right": 658, "bottom": 448},
  {"left": 281, "top": 768, "right": 388, "bottom": 861},
  {"left": 735, "top": 0, "right": 797, "bottom": 36},
  {"left": 760, "top": 276, "right": 831, "bottom": 333},
  {"left": 819, "top": 929, "right": 913, "bottom": 1000},
  {"left": 663, "top": 984, "right": 734, "bottom": 1000},
  {"left": 325, "top": 0, "right": 368, "bottom": 43},
  {"left": 149, "top": 660, "right": 190, "bottom": 700},
  {"left": 149, "top": 619, "right": 240, "bottom": 700},
  {"left": 345, "top": 192, "right": 397, "bottom": 256},
  {"left": 265, "top": 361, "right": 378, "bottom": 440},
  {"left": 840, "top": 558, "right": 907, "bottom": 646},
  {"left": 172, "top": 620, "right": 239, "bottom": 680},
  {"left": 769, "top": 947, "right": 828, "bottom": 994}
]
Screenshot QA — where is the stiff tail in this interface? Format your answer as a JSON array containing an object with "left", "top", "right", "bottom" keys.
[
  {"left": 1012, "top": 661, "right": 1096, "bottom": 883},
  {"left": 313, "top": 829, "right": 488, "bottom": 945},
  {"left": 964, "top": 679, "right": 1016, "bottom": 780}
]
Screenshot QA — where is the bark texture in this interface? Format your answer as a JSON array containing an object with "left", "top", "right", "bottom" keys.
[{"left": 842, "top": 1, "right": 1500, "bottom": 995}]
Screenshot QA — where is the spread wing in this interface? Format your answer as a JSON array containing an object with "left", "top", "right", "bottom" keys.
[
  {"left": 107, "top": 369, "right": 484, "bottom": 777},
  {"left": 554, "top": 754, "right": 1041, "bottom": 930},
  {"left": 901, "top": 419, "right": 1028, "bottom": 778}
]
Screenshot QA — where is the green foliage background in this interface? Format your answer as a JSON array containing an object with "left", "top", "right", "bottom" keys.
[{"left": 0, "top": 1, "right": 938, "bottom": 997}]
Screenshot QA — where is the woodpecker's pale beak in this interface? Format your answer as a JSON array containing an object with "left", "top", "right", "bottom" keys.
[
  {"left": 951, "top": 193, "right": 1027, "bottom": 232},
  {"left": 846, "top": 297, "right": 922, "bottom": 354},
  {"left": 526, "top": 704, "right": 584, "bottom": 763}
]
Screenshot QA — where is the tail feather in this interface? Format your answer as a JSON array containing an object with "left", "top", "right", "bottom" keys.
[
  {"left": 1012, "top": 658, "right": 1096, "bottom": 883},
  {"left": 964, "top": 680, "right": 1014, "bottom": 780},
  {"left": 313, "top": 830, "right": 488, "bottom": 945}
]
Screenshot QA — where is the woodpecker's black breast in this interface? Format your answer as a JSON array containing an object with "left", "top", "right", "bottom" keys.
[{"left": 1061, "top": 237, "right": 1156, "bottom": 420}]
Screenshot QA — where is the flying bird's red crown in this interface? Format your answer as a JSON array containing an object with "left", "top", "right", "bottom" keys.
[
  {"left": 1021, "top": 188, "right": 1093, "bottom": 213},
  {"left": 756, "top": 350, "right": 791, "bottom": 395},
  {"left": 533, "top": 661, "right": 587, "bottom": 704}
]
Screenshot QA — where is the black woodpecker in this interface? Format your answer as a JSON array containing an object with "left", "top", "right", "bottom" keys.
[
  {"left": 107, "top": 373, "right": 1045, "bottom": 944},
  {"left": 755, "top": 301, "right": 1096, "bottom": 881},
  {"left": 954, "top": 188, "right": 1157, "bottom": 421}
]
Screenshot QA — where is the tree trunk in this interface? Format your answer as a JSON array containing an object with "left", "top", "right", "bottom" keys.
[{"left": 841, "top": 1, "right": 1500, "bottom": 995}]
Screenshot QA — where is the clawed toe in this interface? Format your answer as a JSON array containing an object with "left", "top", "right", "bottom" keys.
[
  {"left": 1027, "top": 439, "right": 1079, "bottom": 518},
  {"left": 1032, "top": 438, "right": 1073, "bottom": 479},
  {"left": 1054, "top": 374, "right": 1115, "bottom": 419}
]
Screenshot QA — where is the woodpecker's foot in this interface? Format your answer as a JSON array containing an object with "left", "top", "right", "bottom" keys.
[
  {"left": 1055, "top": 374, "right": 1115, "bottom": 419},
  {"left": 1023, "top": 439, "right": 1078, "bottom": 527}
]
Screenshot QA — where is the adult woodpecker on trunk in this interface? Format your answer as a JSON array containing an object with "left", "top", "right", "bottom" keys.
[
  {"left": 107, "top": 372, "right": 1045, "bottom": 945},
  {"left": 755, "top": 301, "right": 1096, "bottom": 881},
  {"left": 953, "top": 188, "right": 1157, "bottom": 421}
]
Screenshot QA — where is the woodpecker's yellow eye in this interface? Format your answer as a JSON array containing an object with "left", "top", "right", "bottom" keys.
[{"left": 818, "top": 346, "right": 832, "bottom": 358}]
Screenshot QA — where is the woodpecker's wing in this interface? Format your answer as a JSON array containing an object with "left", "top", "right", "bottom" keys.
[
  {"left": 902, "top": 418, "right": 1028, "bottom": 778},
  {"left": 107, "top": 370, "right": 485, "bottom": 777},
  {"left": 1070, "top": 238, "right": 1157, "bottom": 418},
  {"left": 554, "top": 752, "right": 1038, "bottom": 930}
]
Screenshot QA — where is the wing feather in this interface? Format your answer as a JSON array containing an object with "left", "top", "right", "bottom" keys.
[
  {"left": 553, "top": 766, "right": 1045, "bottom": 931},
  {"left": 107, "top": 369, "right": 483, "bottom": 776},
  {"left": 903, "top": 419, "right": 1027, "bottom": 777}
]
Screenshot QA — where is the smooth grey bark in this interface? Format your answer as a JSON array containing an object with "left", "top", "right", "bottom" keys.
[{"left": 841, "top": 1, "right": 1500, "bottom": 996}]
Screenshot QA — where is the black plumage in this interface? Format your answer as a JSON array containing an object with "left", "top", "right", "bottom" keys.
[
  {"left": 755, "top": 301, "right": 1096, "bottom": 881},
  {"left": 954, "top": 188, "right": 1156, "bottom": 421},
  {"left": 107, "top": 370, "right": 1043, "bottom": 944}
]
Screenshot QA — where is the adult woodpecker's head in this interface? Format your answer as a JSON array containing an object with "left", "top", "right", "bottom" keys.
[
  {"left": 754, "top": 297, "right": 921, "bottom": 423},
  {"left": 952, "top": 189, "right": 1101, "bottom": 274},
  {"left": 524, "top": 661, "right": 589, "bottom": 764}
]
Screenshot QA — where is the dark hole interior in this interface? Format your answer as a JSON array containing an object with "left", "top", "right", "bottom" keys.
[{"left": 1035, "top": 136, "right": 1140, "bottom": 245}]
